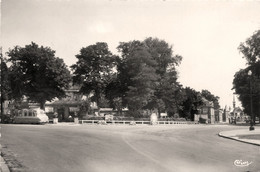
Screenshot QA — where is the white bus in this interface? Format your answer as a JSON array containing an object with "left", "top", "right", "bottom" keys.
[{"left": 13, "top": 108, "right": 49, "bottom": 124}]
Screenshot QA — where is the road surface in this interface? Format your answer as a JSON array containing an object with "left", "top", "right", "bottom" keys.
[{"left": 1, "top": 124, "right": 259, "bottom": 172}]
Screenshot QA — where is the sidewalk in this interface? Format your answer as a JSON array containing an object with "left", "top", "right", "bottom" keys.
[
  {"left": 0, "top": 129, "right": 10, "bottom": 172},
  {"left": 219, "top": 128, "right": 260, "bottom": 146}
]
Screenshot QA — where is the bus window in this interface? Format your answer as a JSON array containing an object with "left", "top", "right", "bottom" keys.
[
  {"left": 24, "top": 110, "right": 28, "bottom": 117},
  {"left": 18, "top": 110, "right": 22, "bottom": 117},
  {"left": 33, "top": 110, "right": 37, "bottom": 117},
  {"left": 29, "top": 110, "right": 33, "bottom": 116}
]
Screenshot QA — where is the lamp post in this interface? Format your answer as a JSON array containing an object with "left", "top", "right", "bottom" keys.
[
  {"left": 0, "top": 47, "right": 3, "bottom": 122},
  {"left": 248, "top": 70, "right": 254, "bottom": 131}
]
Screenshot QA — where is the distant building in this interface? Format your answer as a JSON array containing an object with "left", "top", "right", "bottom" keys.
[
  {"left": 3, "top": 83, "right": 128, "bottom": 122},
  {"left": 46, "top": 84, "right": 128, "bottom": 121},
  {"left": 45, "top": 84, "right": 86, "bottom": 121},
  {"left": 214, "top": 109, "right": 224, "bottom": 123},
  {"left": 228, "top": 96, "right": 249, "bottom": 123},
  {"left": 222, "top": 106, "right": 230, "bottom": 123},
  {"left": 194, "top": 98, "right": 215, "bottom": 124},
  {"left": 93, "top": 108, "right": 128, "bottom": 117}
]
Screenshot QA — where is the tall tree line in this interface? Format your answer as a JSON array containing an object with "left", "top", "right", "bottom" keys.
[
  {"left": 1, "top": 38, "right": 221, "bottom": 120},
  {"left": 71, "top": 37, "right": 219, "bottom": 118}
]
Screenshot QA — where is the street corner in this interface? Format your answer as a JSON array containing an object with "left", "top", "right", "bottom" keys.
[{"left": 219, "top": 129, "right": 260, "bottom": 146}]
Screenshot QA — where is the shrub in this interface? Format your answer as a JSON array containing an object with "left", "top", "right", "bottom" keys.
[
  {"left": 1, "top": 114, "right": 13, "bottom": 124},
  {"left": 113, "top": 116, "right": 134, "bottom": 121},
  {"left": 87, "top": 116, "right": 105, "bottom": 120},
  {"left": 176, "top": 118, "right": 186, "bottom": 121},
  {"left": 158, "top": 117, "right": 186, "bottom": 121},
  {"left": 134, "top": 118, "right": 150, "bottom": 121},
  {"left": 173, "top": 113, "right": 180, "bottom": 118}
]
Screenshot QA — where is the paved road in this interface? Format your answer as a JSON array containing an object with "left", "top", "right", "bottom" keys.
[{"left": 1, "top": 124, "right": 259, "bottom": 172}]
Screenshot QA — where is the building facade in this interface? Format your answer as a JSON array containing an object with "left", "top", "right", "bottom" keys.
[
  {"left": 194, "top": 98, "right": 215, "bottom": 124},
  {"left": 228, "top": 97, "right": 249, "bottom": 123},
  {"left": 45, "top": 84, "right": 87, "bottom": 122},
  {"left": 214, "top": 109, "right": 224, "bottom": 123}
]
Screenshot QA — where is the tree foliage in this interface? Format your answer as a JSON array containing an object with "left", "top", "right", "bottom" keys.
[
  {"left": 112, "top": 38, "right": 183, "bottom": 117},
  {"left": 7, "top": 42, "right": 71, "bottom": 109},
  {"left": 116, "top": 41, "right": 158, "bottom": 116},
  {"left": 238, "top": 30, "right": 260, "bottom": 65},
  {"left": 0, "top": 58, "right": 11, "bottom": 102},
  {"left": 71, "top": 42, "right": 117, "bottom": 115},
  {"left": 201, "top": 89, "right": 220, "bottom": 109},
  {"left": 144, "top": 38, "right": 183, "bottom": 115},
  {"left": 233, "top": 30, "right": 260, "bottom": 121},
  {"left": 233, "top": 63, "right": 260, "bottom": 120},
  {"left": 180, "top": 87, "right": 203, "bottom": 120},
  {"left": 152, "top": 72, "right": 184, "bottom": 116}
]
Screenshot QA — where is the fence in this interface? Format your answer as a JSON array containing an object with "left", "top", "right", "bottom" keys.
[{"left": 79, "top": 120, "right": 198, "bottom": 125}]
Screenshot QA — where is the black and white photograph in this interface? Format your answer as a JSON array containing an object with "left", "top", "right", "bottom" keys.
[{"left": 0, "top": 0, "right": 260, "bottom": 171}]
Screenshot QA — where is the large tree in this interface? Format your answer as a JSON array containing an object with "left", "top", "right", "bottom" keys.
[
  {"left": 7, "top": 42, "right": 71, "bottom": 109},
  {"left": 233, "top": 66, "right": 260, "bottom": 122},
  {"left": 1, "top": 56, "right": 11, "bottom": 116},
  {"left": 143, "top": 38, "right": 183, "bottom": 115},
  {"left": 116, "top": 41, "right": 158, "bottom": 116},
  {"left": 1, "top": 58, "right": 11, "bottom": 103},
  {"left": 71, "top": 42, "right": 117, "bottom": 115},
  {"left": 233, "top": 30, "right": 260, "bottom": 122},
  {"left": 112, "top": 38, "right": 183, "bottom": 117}
]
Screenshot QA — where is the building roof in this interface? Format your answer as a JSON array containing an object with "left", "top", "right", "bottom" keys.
[
  {"left": 201, "top": 97, "right": 214, "bottom": 107},
  {"left": 233, "top": 107, "right": 243, "bottom": 113}
]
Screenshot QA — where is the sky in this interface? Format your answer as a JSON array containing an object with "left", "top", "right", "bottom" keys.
[{"left": 1, "top": 0, "right": 260, "bottom": 109}]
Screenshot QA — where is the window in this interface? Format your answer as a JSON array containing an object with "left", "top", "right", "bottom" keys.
[
  {"left": 18, "top": 110, "right": 22, "bottom": 117},
  {"left": 33, "top": 110, "right": 37, "bottom": 117},
  {"left": 24, "top": 110, "right": 28, "bottom": 117},
  {"left": 29, "top": 110, "right": 33, "bottom": 116}
]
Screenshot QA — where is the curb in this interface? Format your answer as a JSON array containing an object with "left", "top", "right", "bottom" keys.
[
  {"left": 218, "top": 132, "right": 260, "bottom": 146},
  {"left": 0, "top": 155, "right": 10, "bottom": 172}
]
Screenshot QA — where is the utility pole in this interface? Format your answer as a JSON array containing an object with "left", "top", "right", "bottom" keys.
[
  {"left": 0, "top": 0, "right": 3, "bottom": 122},
  {"left": 248, "top": 70, "right": 254, "bottom": 131}
]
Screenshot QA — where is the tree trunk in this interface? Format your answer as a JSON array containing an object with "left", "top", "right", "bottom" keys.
[{"left": 40, "top": 101, "right": 45, "bottom": 110}]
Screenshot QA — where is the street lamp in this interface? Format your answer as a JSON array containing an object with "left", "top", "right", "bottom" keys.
[{"left": 248, "top": 70, "right": 254, "bottom": 131}]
